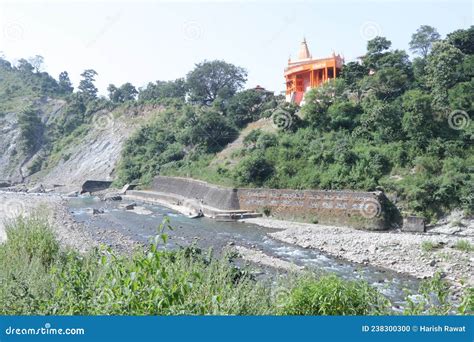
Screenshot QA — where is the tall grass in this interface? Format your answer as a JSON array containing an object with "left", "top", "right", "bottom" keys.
[{"left": 0, "top": 215, "right": 471, "bottom": 315}]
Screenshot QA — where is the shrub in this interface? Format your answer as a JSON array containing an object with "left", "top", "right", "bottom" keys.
[
  {"left": 279, "top": 275, "right": 390, "bottom": 315},
  {"left": 454, "top": 240, "right": 473, "bottom": 252},
  {"left": 421, "top": 241, "right": 438, "bottom": 252},
  {"left": 233, "top": 153, "right": 274, "bottom": 186}
]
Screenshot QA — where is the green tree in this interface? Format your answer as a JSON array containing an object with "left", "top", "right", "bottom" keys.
[
  {"left": 426, "top": 42, "right": 464, "bottom": 110},
  {"left": 364, "top": 37, "right": 392, "bottom": 69},
  {"left": 78, "top": 69, "right": 98, "bottom": 99},
  {"left": 446, "top": 26, "right": 474, "bottom": 55},
  {"left": 17, "top": 107, "right": 44, "bottom": 154},
  {"left": 180, "top": 107, "right": 238, "bottom": 153},
  {"left": 234, "top": 153, "right": 274, "bottom": 186},
  {"left": 401, "top": 89, "right": 434, "bottom": 145},
  {"left": 327, "top": 100, "right": 361, "bottom": 130},
  {"left": 341, "top": 62, "right": 368, "bottom": 91},
  {"left": 138, "top": 79, "right": 187, "bottom": 102},
  {"left": 409, "top": 25, "right": 441, "bottom": 58},
  {"left": 16, "top": 59, "right": 34, "bottom": 74},
  {"left": 302, "top": 79, "right": 347, "bottom": 129},
  {"left": 28, "top": 55, "right": 44, "bottom": 73},
  {"left": 58, "top": 71, "right": 73, "bottom": 94},
  {"left": 355, "top": 100, "right": 403, "bottom": 142},
  {"left": 224, "top": 89, "right": 266, "bottom": 127},
  {"left": 186, "top": 60, "right": 247, "bottom": 105},
  {"left": 108, "top": 82, "right": 138, "bottom": 103}
]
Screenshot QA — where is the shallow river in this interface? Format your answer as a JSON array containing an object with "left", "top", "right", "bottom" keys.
[{"left": 67, "top": 196, "right": 420, "bottom": 305}]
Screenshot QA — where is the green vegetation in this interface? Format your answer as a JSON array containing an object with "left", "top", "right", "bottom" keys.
[
  {"left": 0, "top": 26, "right": 472, "bottom": 222},
  {"left": 454, "top": 239, "right": 474, "bottom": 252},
  {"left": 116, "top": 25, "right": 473, "bottom": 221},
  {"left": 0, "top": 215, "right": 272, "bottom": 315},
  {"left": 17, "top": 107, "right": 44, "bottom": 154},
  {"left": 278, "top": 275, "right": 390, "bottom": 315},
  {"left": 421, "top": 240, "right": 439, "bottom": 252},
  {"left": 1, "top": 215, "right": 472, "bottom": 315}
]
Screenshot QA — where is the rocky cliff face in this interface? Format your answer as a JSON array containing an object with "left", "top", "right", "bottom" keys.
[
  {"left": 0, "top": 111, "right": 22, "bottom": 183},
  {"left": 0, "top": 98, "right": 66, "bottom": 184},
  {"left": 0, "top": 98, "right": 157, "bottom": 189}
]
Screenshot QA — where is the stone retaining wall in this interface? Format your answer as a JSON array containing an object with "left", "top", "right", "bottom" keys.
[
  {"left": 151, "top": 176, "right": 388, "bottom": 230},
  {"left": 237, "top": 188, "right": 386, "bottom": 230}
]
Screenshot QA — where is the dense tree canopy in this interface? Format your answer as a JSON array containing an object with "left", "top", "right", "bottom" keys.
[
  {"left": 186, "top": 60, "right": 247, "bottom": 105},
  {"left": 108, "top": 82, "right": 138, "bottom": 103},
  {"left": 138, "top": 79, "right": 187, "bottom": 102}
]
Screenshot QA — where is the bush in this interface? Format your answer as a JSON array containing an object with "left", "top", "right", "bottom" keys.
[
  {"left": 454, "top": 240, "right": 473, "bottom": 252},
  {"left": 233, "top": 153, "right": 274, "bottom": 186},
  {"left": 279, "top": 275, "right": 390, "bottom": 315},
  {"left": 0, "top": 216, "right": 272, "bottom": 315}
]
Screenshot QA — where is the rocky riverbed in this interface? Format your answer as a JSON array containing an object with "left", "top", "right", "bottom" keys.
[
  {"left": 243, "top": 216, "right": 474, "bottom": 296},
  {"left": 1, "top": 190, "right": 472, "bottom": 298},
  {"left": 0, "top": 191, "right": 140, "bottom": 253}
]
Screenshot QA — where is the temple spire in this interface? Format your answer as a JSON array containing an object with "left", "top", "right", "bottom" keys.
[{"left": 297, "top": 37, "right": 311, "bottom": 60}]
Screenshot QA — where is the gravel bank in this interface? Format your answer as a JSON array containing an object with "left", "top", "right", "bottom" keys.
[
  {"left": 0, "top": 191, "right": 139, "bottom": 253},
  {"left": 242, "top": 217, "right": 474, "bottom": 291}
]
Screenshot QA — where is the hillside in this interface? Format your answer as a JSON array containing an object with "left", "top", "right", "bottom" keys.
[
  {"left": 0, "top": 59, "right": 161, "bottom": 189},
  {"left": 0, "top": 26, "right": 473, "bottom": 222}
]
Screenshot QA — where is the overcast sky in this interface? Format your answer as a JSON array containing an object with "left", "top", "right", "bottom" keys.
[{"left": 0, "top": 0, "right": 472, "bottom": 95}]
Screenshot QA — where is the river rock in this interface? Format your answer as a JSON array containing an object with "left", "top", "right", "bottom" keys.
[
  {"left": 86, "top": 208, "right": 104, "bottom": 215},
  {"left": 27, "top": 184, "right": 45, "bottom": 193},
  {"left": 104, "top": 193, "right": 122, "bottom": 201},
  {"left": 0, "top": 181, "right": 11, "bottom": 188},
  {"left": 402, "top": 216, "right": 426, "bottom": 232},
  {"left": 119, "top": 202, "right": 136, "bottom": 210}
]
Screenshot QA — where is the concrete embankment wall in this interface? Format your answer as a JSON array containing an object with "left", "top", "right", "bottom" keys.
[
  {"left": 150, "top": 176, "right": 388, "bottom": 230},
  {"left": 151, "top": 176, "right": 239, "bottom": 210}
]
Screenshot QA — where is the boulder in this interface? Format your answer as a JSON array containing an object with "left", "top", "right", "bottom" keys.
[
  {"left": 119, "top": 202, "right": 136, "bottom": 210},
  {"left": 0, "top": 181, "right": 11, "bottom": 188},
  {"left": 104, "top": 193, "right": 122, "bottom": 201},
  {"left": 27, "top": 184, "right": 45, "bottom": 193},
  {"left": 402, "top": 216, "right": 426, "bottom": 233},
  {"left": 86, "top": 208, "right": 104, "bottom": 215}
]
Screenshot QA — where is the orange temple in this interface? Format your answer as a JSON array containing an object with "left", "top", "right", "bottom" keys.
[{"left": 285, "top": 38, "right": 344, "bottom": 105}]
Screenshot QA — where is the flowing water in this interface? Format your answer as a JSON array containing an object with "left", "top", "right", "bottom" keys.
[{"left": 67, "top": 196, "right": 420, "bottom": 306}]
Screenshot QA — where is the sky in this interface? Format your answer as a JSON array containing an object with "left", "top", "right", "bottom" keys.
[{"left": 0, "top": 0, "right": 472, "bottom": 95}]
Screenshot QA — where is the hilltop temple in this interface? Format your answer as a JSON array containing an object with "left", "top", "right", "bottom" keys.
[{"left": 285, "top": 38, "right": 344, "bottom": 105}]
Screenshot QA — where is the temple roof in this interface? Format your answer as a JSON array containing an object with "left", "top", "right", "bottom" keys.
[{"left": 297, "top": 38, "right": 311, "bottom": 60}]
